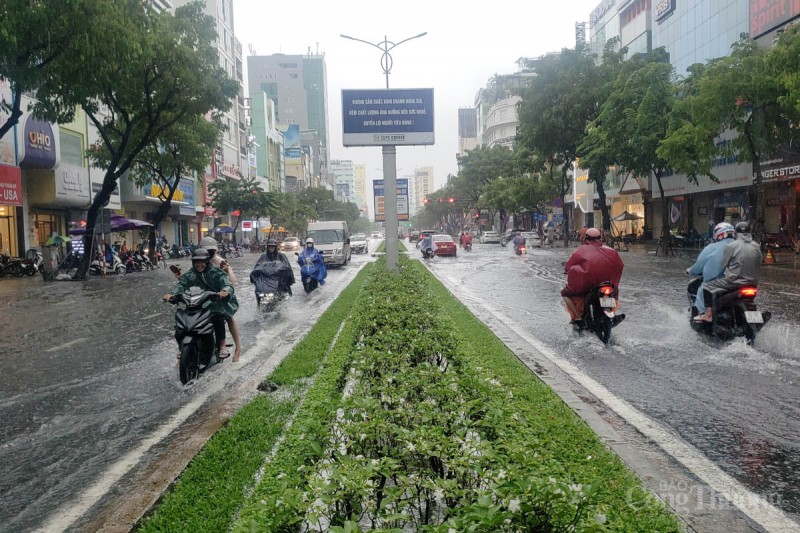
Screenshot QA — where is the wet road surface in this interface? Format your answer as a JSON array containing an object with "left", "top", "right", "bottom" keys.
[
  {"left": 422, "top": 240, "right": 800, "bottom": 530},
  {"left": 0, "top": 248, "right": 374, "bottom": 532}
]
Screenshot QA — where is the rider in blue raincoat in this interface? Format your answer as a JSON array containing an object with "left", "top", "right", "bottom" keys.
[
  {"left": 297, "top": 238, "right": 327, "bottom": 286},
  {"left": 687, "top": 222, "right": 735, "bottom": 314}
]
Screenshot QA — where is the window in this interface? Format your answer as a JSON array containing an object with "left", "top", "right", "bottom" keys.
[{"left": 60, "top": 130, "right": 84, "bottom": 167}]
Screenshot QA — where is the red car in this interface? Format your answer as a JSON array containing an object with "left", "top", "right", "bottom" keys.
[{"left": 432, "top": 234, "right": 457, "bottom": 256}]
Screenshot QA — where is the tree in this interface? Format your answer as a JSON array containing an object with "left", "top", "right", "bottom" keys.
[
  {"left": 207, "top": 175, "right": 276, "bottom": 242},
  {"left": 516, "top": 46, "right": 617, "bottom": 245},
  {"left": 0, "top": 1, "right": 105, "bottom": 140},
  {"left": 455, "top": 145, "right": 516, "bottom": 231},
  {"left": 124, "top": 115, "right": 224, "bottom": 258},
  {"left": 35, "top": 1, "right": 238, "bottom": 278},
  {"left": 580, "top": 49, "right": 675, "bottom": 252},
  {"left": 659, "top": 37, "right": 797, "bottom": 241}
]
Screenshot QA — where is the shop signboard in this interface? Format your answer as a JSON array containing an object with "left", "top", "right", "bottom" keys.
[
  {"left": 17, "top": 109, "right": 59, "bottom": 169},
  {"left": 0, "top": 164, "right": 22, "bottom": 206},
  {"left": 342, "top": 89, "right": 434, "bottom": 146},
  {"left": 0, "top": 81, "right": 16, "bottom": 165},
  {"left": 372, "top": 178, "right": 409, "bottom": 222},
  {"left": 750, "top": 0, "right": 800, "bottom": 38},
  {"left": 56, "top": 164, "right": 91, "bottom": 206}
]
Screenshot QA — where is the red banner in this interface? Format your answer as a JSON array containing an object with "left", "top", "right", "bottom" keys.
[
  {"left": 750, "top": 0, "right": 800, "bottom": 38},
  {"left": 0, "top": 165, "right": 22, "bottom": 206}
]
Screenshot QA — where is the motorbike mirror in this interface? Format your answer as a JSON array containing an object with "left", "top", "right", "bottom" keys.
[{"left": 294, "top": 252, "right": 299, "bottom": 256}]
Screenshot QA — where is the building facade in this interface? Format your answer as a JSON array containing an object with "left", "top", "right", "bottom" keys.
[
  {"left": 329, "top": 160, "right": 355, "bottom": 204},
  {"left": 414, "top": 167, "right": 434, "bottom": 213},
  {"left": 353, "top": 164, "right": 367, "bottom": 213},
  {"left": 246, "top": 52, "right": 331, "bottom": 189}
]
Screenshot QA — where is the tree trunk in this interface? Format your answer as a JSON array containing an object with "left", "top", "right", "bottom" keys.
[
  {"left": 147, "top": 180, "right": 179, "bottom": 261},
  {"left": 561, "top": 165, "right": 571, "bottom": 247},
  {"left": 653, "top": 171, "right": 672, "bottom": 257},
  {"left": 0, "top": 90, "right": 23, "bottom": 142},
  {"left": 744, "top": 128, "right": 765, "bottom": 244},
  {"left": 74, "top": 175, "right": 120, "bottom": 280}
]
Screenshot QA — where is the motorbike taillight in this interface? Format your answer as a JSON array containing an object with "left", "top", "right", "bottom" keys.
[
  {"left": 739, "top": 287, "right": 757, "bottom": 298},
  {"left": 601, "top": 286, "right": 613, "bottom": 296}
]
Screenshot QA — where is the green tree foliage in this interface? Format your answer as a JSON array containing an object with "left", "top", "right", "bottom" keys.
[
  {"left": 34, "top": 1, "right": 238, "bottom": 278},
  {"left": 516, "top": 45, "right": 619, "bottom": 242},
  {"left": 295, "top": 187, "right": 363, "bottom": 230},
  {"left": 0, "top": 0, "right": 105, "bottom": 140},
  {"left": 580, "top": 48, "right": 674, "bottom": 246},
  {"left": 207, "top": 176, "right": 276, "bottom": 242},
  {"left": 660, "top": 37, "right": 799, "bottom": 239}
]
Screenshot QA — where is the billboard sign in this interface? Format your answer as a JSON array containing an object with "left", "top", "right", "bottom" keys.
[
  {"left": 278, "top": 124, "right": 302, "bottom": 164},
  {"left": 342, "top": 88, "right": 434, "bottom": 146},
  {"left": 750, "top": 0, "right": 800, "bottom": 38},
  {"left": 655, "top": 0, "right": 676, "bottom": 23},
  {"left": 372, "top": 178, "right": 409, "bottom": 222}
]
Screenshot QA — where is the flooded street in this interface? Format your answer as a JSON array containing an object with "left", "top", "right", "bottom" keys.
[
  {"left": 0, "top": 249, "right": 373, "bottom": 532},
  {"left": 424, "top": 240, "right": 800, "bottom": 528}
]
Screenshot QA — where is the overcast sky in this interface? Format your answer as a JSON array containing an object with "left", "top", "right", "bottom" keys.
[{"left": 234, "top": 0, "right": 601, "bottom": 197}]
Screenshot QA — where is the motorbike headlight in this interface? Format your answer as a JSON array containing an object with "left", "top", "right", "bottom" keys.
[
  {"left": 187, "top": 293, "right": 203, "bottom": 306},
  {"left": 144, "top": 248, "right": 149, "bottom": 253}
]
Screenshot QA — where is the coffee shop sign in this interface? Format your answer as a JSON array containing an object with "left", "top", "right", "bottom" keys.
[{"left": 590, "top": 0, "right": 615, "bottom": 26}]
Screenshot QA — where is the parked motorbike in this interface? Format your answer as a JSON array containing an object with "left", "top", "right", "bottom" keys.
[
  {"left": 687, "top": 277, "right": 770, "bottom": 344},
  {"left": 90, "top": 250, "right": 126, "bottom": 275},
  {"left": 573, "top": 282, "right": 625, "bottom": 344},
  {"left": 20, "top": 250, "right": 43, "bottom": 276},
  {"left": 165, "top": 287, "right": 221, "bottom": 384},
  {"left": 250, "top": 259, "right": 294, "bottom": 312},
  {"left": 0, "top": 253, "right": 25, "bottom": 277}
]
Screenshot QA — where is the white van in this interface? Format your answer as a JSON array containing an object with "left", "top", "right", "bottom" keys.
[{"left": 306, "top": 221, "right": 350, "bottom": 266}]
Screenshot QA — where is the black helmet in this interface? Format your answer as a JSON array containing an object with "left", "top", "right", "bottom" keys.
[
  {"left": 191, "top": 248, "right": 211, "bottom": 263},
  {"left": 266, "top": 238, "right": 278, "bottom": 247},
  {"left": 735, "top": 221, "right": 750, "bottom": 234}
]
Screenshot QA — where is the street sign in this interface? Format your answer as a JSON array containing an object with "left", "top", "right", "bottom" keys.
[
  {"left": 342, "top": 88, "right": 435, "bottom": 147},
  {"left": 373, "top": 178, "right": 409, "bottom": 222}
]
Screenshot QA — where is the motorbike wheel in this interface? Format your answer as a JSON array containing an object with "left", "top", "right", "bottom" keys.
[
  {"left": 12, "top": 264, "right": 25, "bottom": 277},
  {"left": 179, "top": 344, "right": 201, "bottom": 385},
  {"left": 115, "top": 264, "right": 127, "bottom": 275},
  {"left": 156, "top": 258, "right": 167, "bottom": 269},
  {"left": 24, "top": 264, "right": 37, "bottom": 276},
  {"left": 596, "top": 317, "right": 612, "bottom": 345}
]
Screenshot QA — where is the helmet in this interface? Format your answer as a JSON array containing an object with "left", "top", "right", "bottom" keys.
[
  {"left": 191, "top": 248, "right": 211, "bottom": 264},
  {"left": 266, "top": 238, "right": 278, "bottom": 248},
  {"left": 735, "top": 221, "right": 750, "bottom": 234},
  {"left": 305, "top": 238, "right": 314, "bottom": 246},
  {"left": 584, "top": 228, "right": 602, "bottom": 241},
  {"left": 713, "top": 222, "right": 735, "bottom": 241},
  {"left": 199, "top": 236, "right": 218, "bottom": 251}
]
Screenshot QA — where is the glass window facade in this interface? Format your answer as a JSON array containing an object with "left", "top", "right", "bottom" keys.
[{"left": 652, "top": 0, "right": 749, "bottom": 75}]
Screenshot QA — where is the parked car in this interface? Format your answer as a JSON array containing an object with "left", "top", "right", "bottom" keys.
[
  {"left": 480, "top": 231, "right": 501, "bottom": 244},
  {"left": 432, "top": 234, "right": 457, "bottom": 256},
  {"left": 408, "top": 231, "right": 420, "bottom": 243},
  {"left": 280, "top": 236, "right": 300, "bottom": 252},
  {"left": 351, "top": 233, "right": 368, "bottom": 254},
  {"left": 520, "top": 231, "right": 542, "bottom": 248}
]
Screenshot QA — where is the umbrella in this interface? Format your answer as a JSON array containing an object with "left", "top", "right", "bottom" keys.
[
  {"left": 212, "top": 224, "right": 235, "bottom": 234},
  {"left": 611, "top": 211, "right": 643, "bottom": 222},
  {"left": 110, "top": 214, "right": 153, "bottom": 231},
  {"left": 45, "top": 234, "right": 72, "bottom": 246},
  {"left": 261, "top": 226, "right": 287, "bottom": 233}
]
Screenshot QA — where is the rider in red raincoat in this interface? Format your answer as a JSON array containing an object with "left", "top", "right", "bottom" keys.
[{"left": 561, "top": 228, "right": 624, "bottom": 322}]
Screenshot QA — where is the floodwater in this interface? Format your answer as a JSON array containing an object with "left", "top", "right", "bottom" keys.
[
  {"left": 0, "top": 249, "right": 372, "bottom": 532},
  {"left": 424, "top": 240, "right": 800, "bottom": 525}
]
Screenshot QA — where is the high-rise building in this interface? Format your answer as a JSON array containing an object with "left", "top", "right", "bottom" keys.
[
  {"left": 414, "top": 167, "right": 434, "bottom": 213},
  {"left": 457, "top": 108, "right": 478, "bottom": 161},
  {"left": 247, "top": 52, "right": 331, "bottom": 188},
  {"left": 329, "top": 160, "right": 355, "bottom": 204},
  {"left": 353, "top": 164, "right": 367, "bottom": 211}
]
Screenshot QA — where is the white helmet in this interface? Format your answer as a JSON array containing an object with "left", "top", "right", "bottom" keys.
[{"left": 305, "top": 238, "right": 314, "bottom": 246}]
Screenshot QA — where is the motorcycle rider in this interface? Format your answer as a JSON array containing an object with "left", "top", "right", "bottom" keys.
[
  {"left": 162, "top": 248, "right": 238, "bottom": 360},
  {"left": 686, "top": 222, "right": 735, "bottom": 318},
  {"left": 296, "top": 237, "right": 326, "bottom": 287},
  {"left": 512, "top": 232, "right": 526, "bottom": 253},
  {"left": 418, "top": 233, "right": 435, "bottom": 258},
  {"left": 561, "top": 227, "right": 624, "bottom": 323},
  {"left": 252, "top": 238, "right": 296, "bottom": 295},
  {"left": 693, "top": 221, "right": 762, "bottom": 323},
  {"left": 199, "top": 236, "right": 242, "bottom": 362},
  {"left": 463, "top": 231, "right": 473, "bottom": 250}
]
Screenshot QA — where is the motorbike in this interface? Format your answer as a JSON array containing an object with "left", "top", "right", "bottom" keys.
[
  {"left": 250, "top": 259, "right": 294, "bottom": 312},
  {"left": 300, "top": 255, "right": 320, "bottom": 293},
  {"left": 687, "top": 277, "right": 771, "bottom": 344},
  {"left": 0, "top": 253, "right": 25, "bottom": 277},
  {"left": 20, "top": 250, "right": 43, "bottom": 276},
  {"left": 90, "top": 250, "right": 126, "bottom": 275},
  {"left": 573, "top": 282, "right": 625, "bottom": 344},
  {"left": 514, "top": 243, "right": 527, "bottom": 256},
  {"left": 422, "top": 247, "right": 435, "bottom": 260},
  {"left": 165, "top": 287, "right": 221, "bottom": 384},
  {"left": 464, "top": 242, "right": 472, "bottom": 252}
]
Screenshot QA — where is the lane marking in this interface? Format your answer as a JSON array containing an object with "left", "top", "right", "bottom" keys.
[
  {"left": 777, "top": 292, "right": 800, "bottom": 298},
  {"left": 44, "top": 338, "right": 88, "bottom": 353},
  {"left": 141, "top": 313, "right": 161, "bottom": 320},
  {"left": 434, "top": 271, "right": 798, "bottom": 533},
  {"left": 36, "top": 260, "right": 369, "bottom": 533}
]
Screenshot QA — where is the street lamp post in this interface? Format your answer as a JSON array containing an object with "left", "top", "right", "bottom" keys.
[{"left": 341, "top": 32, "right": 426, "bottom": 272}]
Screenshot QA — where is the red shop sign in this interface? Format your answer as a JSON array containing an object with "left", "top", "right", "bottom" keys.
[{"left": 0, "top": 165, "right": 22, "bottom": 206}]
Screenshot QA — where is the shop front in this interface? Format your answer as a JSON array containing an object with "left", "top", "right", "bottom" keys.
[{"left": 0, "top": 165, "right": 23, "bottom": 256}]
